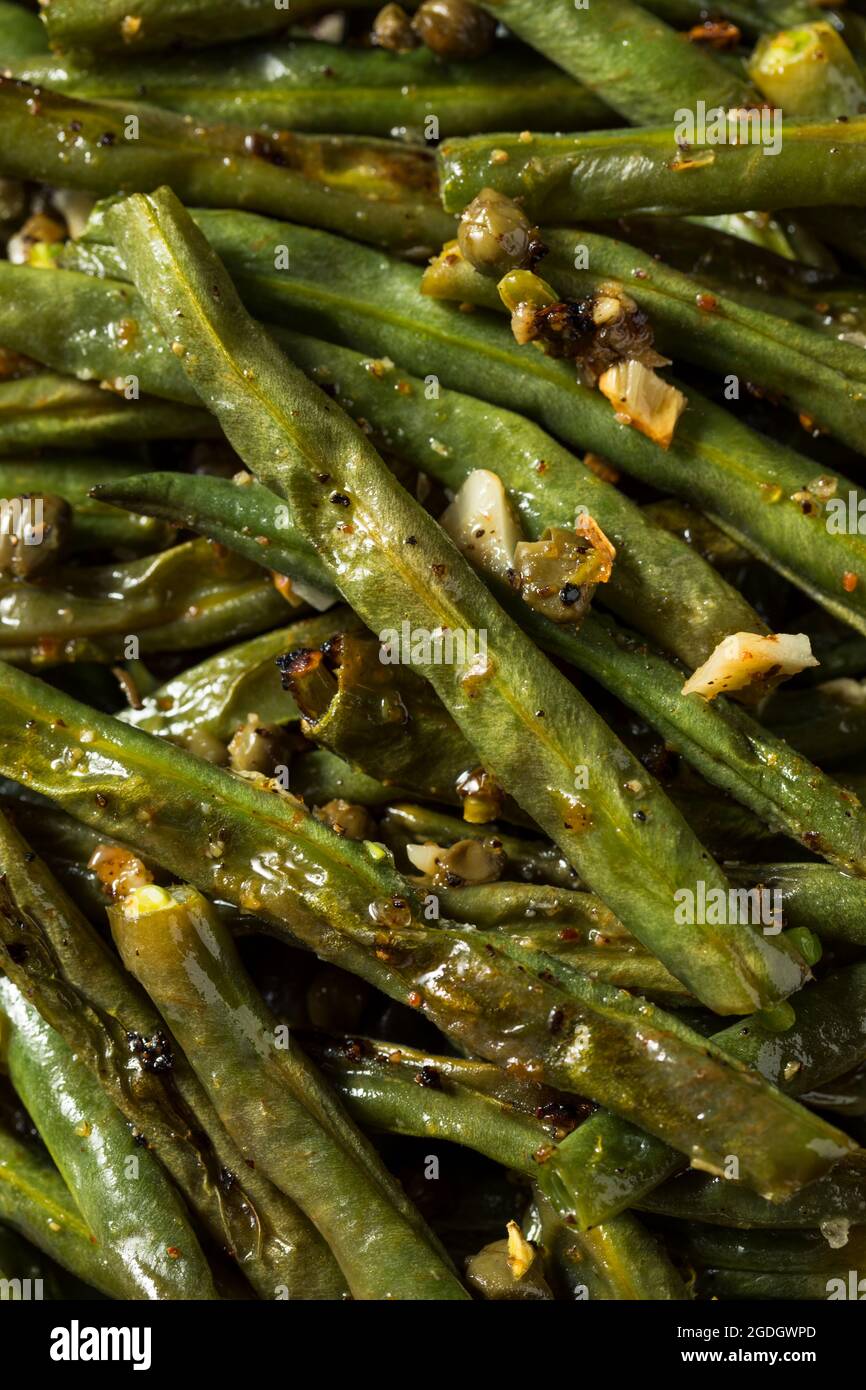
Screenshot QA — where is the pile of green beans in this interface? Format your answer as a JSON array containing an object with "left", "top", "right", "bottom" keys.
[{"left": 0, "top": 0, "right": 865, "bottom": 1308}]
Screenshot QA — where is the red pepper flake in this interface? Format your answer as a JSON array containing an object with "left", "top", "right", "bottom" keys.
[
  {"left": 166, "top": 1246, "right": 181, "bottom": 1259},
  {"left": 696, "top": 292, "right": 718, "bottom": 313},
  {"left": 407, "top": 990, "right": 423, "bottom": 1008},
  {"left": 843, "top": 572, "right": 859, "bottom": 593}
]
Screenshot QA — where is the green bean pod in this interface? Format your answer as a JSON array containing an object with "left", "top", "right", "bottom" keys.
[
  {"left": 7, "top": 40, "right": 614, "bottom": 137},
  {"left": 20, "top": 218, "right": 866, "bottom": 634},
  {"left": 0, "top": 976, "right": 219, "bottom": 1300},
  {"left": 0, "top": 373, "right": 217, "bottom": 455},
  {"left": 92, "top": 470, "right": 337, "bottom": 602},
  {"left": 727, "top": 863, "right": 866, "bottom": 947},
  {"left": 641, "top": 1156, "right": 866, "bottom": 1229},
  {"left": 109, "top": 882, "right": 468, "bottom": 1302},
  {"left": 76, "top": 207, "right": 866, "bottom": 637},
  {"left": 432, "top": 229, "right": 866, "bottom": 456},
  {"left": 107, "top": 187, "right": 813, "bottom": 1016},
  {"left": 542, "top": 963, "right": 866, "bottom": 1231},
  {"left": 0, "top": 664, "right": 852, "bottom": 1201},
  {"left": 475, "top": 0, "right": 754, "bottom": 123},
  {"left": 0, "top": 77, "right": 454, "bottom": 258},
  {"left": 533, "top": 1190, "right": 687, "bottom": 1301},
  {"left": 0, "top": 537, "right": 289, "bottom": 668},
  {"left": 40, "top": 0, "right": 374, "bottom": 55},
  {"left": 305, "top": 1032, "right": 562, "bottom": 1176},
  {"left": 121, "top": 609, "right": 356, "bottom": 743},
  {"left": 102, "top": 461, "right": 866, "bottom": 879},
  {"left": 0, "top": 1120, "right": 132, "bottom": 1298},
  {"left": 0, "top": 456, "right": 175, "bottom": 553},
  {"left": 0, "top": 806, "right": 348, "bottom": 1300},
  {"left": 0, "top": 0, "right": 48, "bottom": 60},
  {"left": 437, "top": 118, "right": 866, "bottom": 222}
]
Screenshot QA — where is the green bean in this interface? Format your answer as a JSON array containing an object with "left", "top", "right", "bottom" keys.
[
  {"left": 107, "top": 187, "right": 814, "bottom": 1015},
  {"left": 0, "top": 373, "right": 217, "bottom": 455},
  {"left": 0, "top": 805, "right": 347, "bottom": 1299},
  {"left": 532, "top": 609, "right": 866, "bottom": 878},
  {"left": 695, "top": 1267, "right": 860, "bottom": 1299},
  {"left": 727, "top": 863, "right": 866, "bottom": 947},
  {"left": 0, "top": 1120, "right": 133, "bottom": 1298},
  {"left": 533, "top": 1189, "right": 687, "bottom": 1301},
  {"left": 88, "top": 375, "right": 762, "bottom": 671},
  {"left": 0, "top": 1, "right": 47, "bottom": 60},
  {"left": 759, "top": 679, "right": 866, "bottom": 766},
  {"left": 92, "top": 470, "right": 337, "bottom": 602},
  {"left": 40, "top": 0, "right": 374, "bottom": 55},
  {"left": 0, "top": 1223, "right": 94, "bottom": 1300},
  {"left": 640, "top": 1155, "right": 866, "bottom": 1229},
  {"left": 668, "top": 1221, "right": 866, "bottom": 1273},
  {"left": 0, "top": 976, "right": 219, "bottom": 1300},
  {"left": 7, "top": 40, "right": 614, "bottom": 137},
  {"left": 437, "top": 118, "right": 866, "bottom": 222},
  {"left": 0, "top": 77, "right": 454, "bottom": 258},
  {"left": 29, "top": 221, "right": 866, "bottom": 634},
  {"left": 304, "top": 1032, "right": 562, "bottom": 1175},
  {"left": 0, "top": 456, "right": 175, "bottom": 553},
  {"left": 0, "top": 537, "right": 289, "bottom": 669},
  {"left": 0, "top": 664, "right": 850, "bottom": 1199},
  {"left": 293, "top": 748, "right": 412, "bottom": 810},
  {"left": 802, "top": 1060, "right": 866, "bottom": 1117},
  {"left": 542, "top": 963, "right": 866, "bottom": 1231},
  {"left": 109, "top": 462, "right": 866, "bottom": 877},
  {"left": 748, "top": 20, "right": 866, "bottom": 116},
  {"left": 475, "top": 0, "right": 753, "bottom": 124},
  {"left": 109, "top": 882, "right": 468, "bottom": 1301},
  {"left": 121, "top": 609, "right": 355, "bottom": 743},
  {"left": 281, "top": 629, "right": 496, "bottom": 808},
  {"left": 430, "top": 229, "right": 866, "bottom": 456},
  {"left": 612, "top": 215, "right": 866, "bottom": 338}
]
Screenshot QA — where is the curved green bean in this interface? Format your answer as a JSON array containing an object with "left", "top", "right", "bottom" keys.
[
  {"left": 0, "top": 538, "right": 289, "bottom": 668},
  {"left": 0, "top": 663, "right": 851, "bottom": 1201},
  {"left": 0, "top": 805, "right": 347, "bottom": 1300},
  {"left": 41, "top": 0, "right": 373, "bottom": 55},
  {"left": 0, "top": 976, "right": 219, "bottom": 1301},
  {"left": 109, "top": 883, "right": 468, "bottom": 1302},
  {"left": 0, "top": 1120, "right": 129, "bottom": 1298}
]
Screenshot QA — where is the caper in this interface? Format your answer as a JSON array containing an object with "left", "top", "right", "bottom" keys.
[
  {"left": 458, "top": 187, "right": 544, "bottom": 278},
  {"left": 372, "top": 3, "right": 419, "bottom": 52},
  {"left": 0, "top": 492, "right": 69, "bottom": 579},
  {"left": 413, "top": 0, "right": 496, "bottom": 60}
]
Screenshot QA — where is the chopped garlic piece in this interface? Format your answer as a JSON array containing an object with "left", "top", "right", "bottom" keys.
[
  {"left": 576, "top": 512, "right": 616, "bottom": 583},
  {"left": 505, "top": 1221, "right": 535, "bottom": 1280},
  {"left": 440, "top": 469, "right": 523, "bottom": 582},
  {"left": 682, "top": 632, "right": 818, "bottom": 700},
  {"left": 598, "top": 359, "right": 687, "bottom": 448}
]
